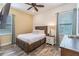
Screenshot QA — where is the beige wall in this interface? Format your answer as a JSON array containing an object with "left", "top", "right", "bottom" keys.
[
  {"left": 10, "top": 8, "right": 33, "bottom": 35},
  {"left": 0, "top": 4, "right": 33, "bottom": 46},
  {"left": 0, "top": 35, "right": 12, "bottom": 46},
  {"left": 0, "top": 5, "right": 33, "bottom": 35}
]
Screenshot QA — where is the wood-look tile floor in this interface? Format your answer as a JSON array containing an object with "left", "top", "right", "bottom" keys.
[{"left": 0, "top": 44, "right": 60, "bottom": 56}]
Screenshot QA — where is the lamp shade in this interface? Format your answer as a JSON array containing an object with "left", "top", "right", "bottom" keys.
[{"left": 48, "top": 24, "right": 56, "bottom": 36}]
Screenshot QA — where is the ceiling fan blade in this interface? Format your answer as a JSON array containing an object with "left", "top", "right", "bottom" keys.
[
  {"left": 36, "top": 5, "right": 44, "bottom": 7},
  {"left": 34, "top": 6, "right": 38, "bottom": 12},
  {"left": 27, "top": 7, "right": 32, "bottom": 10},
  {"left": 25, "top": 3, "right": 32, "bottom": 5}
]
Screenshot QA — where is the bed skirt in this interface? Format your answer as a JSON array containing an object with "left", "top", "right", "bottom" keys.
[{"left": 16, "top": 38, "right": 46, "bottom": 54}]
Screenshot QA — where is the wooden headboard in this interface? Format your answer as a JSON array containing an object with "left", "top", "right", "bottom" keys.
[{"left": 35, "top": 26, "right": 48, "bottom": 35}]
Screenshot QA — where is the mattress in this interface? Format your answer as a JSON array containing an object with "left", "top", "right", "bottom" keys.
[{"left": 17, "top": 33, "right": 46, "bottom": 44}]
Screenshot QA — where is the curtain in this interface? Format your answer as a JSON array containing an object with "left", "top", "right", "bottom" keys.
[
  {"left": 77, "top": 9, "right": 79, "bottom": 34},
  {"left": 12, "top": 15, "right": 16, "bottom": 44}
]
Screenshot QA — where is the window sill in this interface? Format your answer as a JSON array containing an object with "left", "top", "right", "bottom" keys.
[{"left": 0, "top": 33, "right": 12, "bottom": 36}]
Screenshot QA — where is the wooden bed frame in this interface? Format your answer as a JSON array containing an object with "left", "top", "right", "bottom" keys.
[{"left": 16, "top": 26, "right": 48, "bottom": 54}]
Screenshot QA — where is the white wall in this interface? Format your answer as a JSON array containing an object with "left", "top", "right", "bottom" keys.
[
  {"left": 33, "top": 12, "right": 56, "bottom": 26},
  {"left": 33, "top": 4, "right": 76, "bottom": 34}
]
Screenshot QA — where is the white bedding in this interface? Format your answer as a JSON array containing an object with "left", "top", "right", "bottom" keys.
[{"left": 17, "top": 33, "right": 46, "bottom": 44}]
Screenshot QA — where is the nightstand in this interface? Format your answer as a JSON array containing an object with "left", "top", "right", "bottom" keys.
[{"left": 46, "top": 35, "right": 55, "bottom": 45}]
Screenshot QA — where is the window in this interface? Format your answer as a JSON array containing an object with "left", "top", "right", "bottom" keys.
[
  {"left": 0, "top": 15, "right": 12, "bottom": 34},
  {"left": 58, "top": 10, "right": 73, "bottom": 35}
]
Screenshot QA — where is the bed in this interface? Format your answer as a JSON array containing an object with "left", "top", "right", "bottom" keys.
[{"left": 16, "top": 26, "right": 48, "bottom": 53}]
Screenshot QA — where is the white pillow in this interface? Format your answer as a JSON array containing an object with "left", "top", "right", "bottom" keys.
[
  {"left": 33, "top": 30, "right": 45, "bottom": 34},
  {"left": 37, "top": 30, "right": 45, "bottom": 34},
  {"left": 32, "top": 30, "right": 38, "bottom": 34}
]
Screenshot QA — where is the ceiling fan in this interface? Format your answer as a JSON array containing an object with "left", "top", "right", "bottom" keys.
[{"left": 25, "top": 3, "right": 44, "bottom": 12}]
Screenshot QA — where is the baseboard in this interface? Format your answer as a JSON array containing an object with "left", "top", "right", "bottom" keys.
[{"left": 1, "top": 42, "right": 11, "bottom": 46}]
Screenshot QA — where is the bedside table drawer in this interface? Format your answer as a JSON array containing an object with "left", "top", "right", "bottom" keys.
[{"left": 46, "top": 36, "right": 55, "bottom": 45}]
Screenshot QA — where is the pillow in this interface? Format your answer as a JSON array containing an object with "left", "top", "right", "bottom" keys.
[
  {"left": 32, "top": 30, "right": 38, "bottom": 34},
  {"left": 33, "top": 30, "right": 45, "bottom": 34},
  {"left": 37, "top": 30, "right": 45, "bottom": 34}
]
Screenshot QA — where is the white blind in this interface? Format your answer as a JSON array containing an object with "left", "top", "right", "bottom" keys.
[{"left": 58, "top": 10, "right": 73, "bottom": 35}]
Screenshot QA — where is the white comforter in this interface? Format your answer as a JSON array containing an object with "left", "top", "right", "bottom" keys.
[{"left": 17, "top": 33, "right": 46, "bottom": 44}]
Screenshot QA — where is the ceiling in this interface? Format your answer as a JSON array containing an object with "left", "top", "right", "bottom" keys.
[{"left": 10, "top": 3, "right": 64, "bottom": 15}]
